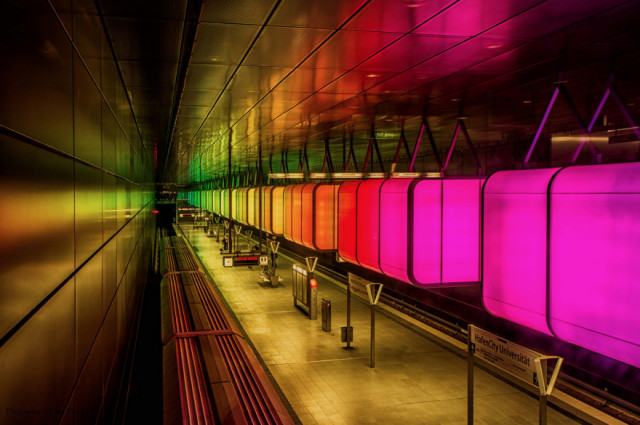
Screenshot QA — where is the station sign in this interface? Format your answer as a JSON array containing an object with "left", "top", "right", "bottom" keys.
[
  {"left": 469, "top": 325, "right": 541, "bottom": 386},
  {"left": 223, "top": 255, "right": 267, "bottom": 267},
  {"left": 348, "top": 273, "right": 383, "bottom": 305}
]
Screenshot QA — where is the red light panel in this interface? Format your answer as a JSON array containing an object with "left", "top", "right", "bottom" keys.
[
  {"left": 356, "top": 179, "right": 384, "bottom": 272},
  {"left": 337, "top": 181, "right": 361, "bottom": 263}
]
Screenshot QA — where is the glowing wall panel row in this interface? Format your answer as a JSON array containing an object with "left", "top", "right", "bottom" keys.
[
  {"left": 483, "top": 163, "right": 640, "bottom": 368},
  {"left": 337, "top": 178, "right": 482, "bottom": 285}
]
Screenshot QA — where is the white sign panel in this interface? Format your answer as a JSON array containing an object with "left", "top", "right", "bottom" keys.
[{"left": 469, "top": 325, "right": 541, "bottom": 386}]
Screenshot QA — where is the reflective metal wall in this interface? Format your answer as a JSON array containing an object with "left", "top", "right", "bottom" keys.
[{"left": 0, "top": 1, "right": 154, "bottom": 424}]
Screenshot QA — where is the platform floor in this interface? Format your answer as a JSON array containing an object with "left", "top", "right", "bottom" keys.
[{"left": 181, "top": 225, "right": 580, "bottom": 425}]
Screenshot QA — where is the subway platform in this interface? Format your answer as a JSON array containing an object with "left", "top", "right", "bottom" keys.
[{"left": 178, "top": 224, "right": 583, "bottom": 425}]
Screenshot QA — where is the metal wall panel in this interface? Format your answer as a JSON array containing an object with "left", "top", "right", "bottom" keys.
[
  {"left": 75, "top": 253, "right": 104, "bottom": 374},
  {"left": 0, "top": 282, "right": 76, "bottom": 425},
  {"left": 0, "top": 1, "right": 74, "bottom": 153},
  {"left": 0, "top": 1, "right": 154, "bottom": 423},
  {"left": 0, "top": 136, "right": 75, "bottom": 338}
]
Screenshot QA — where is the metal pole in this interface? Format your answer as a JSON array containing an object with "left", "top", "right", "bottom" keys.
[
  {"left": 228, "top": 129, "right": 233, "bottom": 254},
  {"left": 539, "top": 395, "right": 548, "bottom": 425},
  {"left": 468, "top": 342, "right": 474, "bottom": 425},
  {"left": 346, "top": 282, "right": 352, "bottom": 349},
  {"left": 258, "top": 138, "right": 263, "bottom": 253},
  {"left": 539, "top": 360, "right": 548, "bottom": 425},
  {"left": 370, "top": 303, "right": 375, "bottom": 368}
]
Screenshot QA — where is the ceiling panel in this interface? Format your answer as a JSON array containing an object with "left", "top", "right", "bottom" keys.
[
  {"left": 243, "top": 26, "right": 333, "bottom": 67},
  {"left": 201, "top": 0, "right": 277, "bottom": 25},
  {"left": 98, "top": 0, "right": 640, "bottom": 183},
  {"left": 270, "top": 0, "right": 366, "bottom": 29},
  {"left": 191, "top": 22, "right": 260, "bottom": 65}
]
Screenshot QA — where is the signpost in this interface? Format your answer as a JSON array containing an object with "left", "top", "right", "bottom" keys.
[
  {"left": 234, "top": 225, "right": 242, "bottom": 251},
  {"left": 346, "top": 273, "right": 383, "bottom": 367},
  {"left": 467, "top": 325, "right": 563, "bottom": 425}
]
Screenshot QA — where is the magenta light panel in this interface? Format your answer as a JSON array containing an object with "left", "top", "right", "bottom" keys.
[
  {"left": 549, "top": 162, "right": 640, "bottom": 368},
  {"left": 482, "top": 168, "right": 561, "bottom": 336},
  {"left": 379, "top": 178, "right": 414, "bottom": 282},
  {"left": 410, "top": 179, "right": 483, "bottom": 285}
]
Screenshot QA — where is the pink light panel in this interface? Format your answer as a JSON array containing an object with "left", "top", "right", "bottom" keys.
[
  {"left": 356, "top": 179, "right": 384, "bottom": 272},
  {"left": 271, "top": 186, "right": 285, "bottom": 235},
  {"left": 379, "top": 179, "right": 414, "bottom": 282},
  {"left": 410, "top": 179, "right": 483, "bottom": 285},
  {"left": 549, "top": 162, "right": 640, "bottom": 368},
  {"left": 337, "top": 181, "right": 361, "bottom": 263},
  {"left": 314, "top": 184, "right": 339, "bottom": 251},
  {"left": 482, "top": 168, "right": 561, "bottom": 336}
]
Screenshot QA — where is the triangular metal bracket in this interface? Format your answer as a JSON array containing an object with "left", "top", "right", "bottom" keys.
[
  {"left": 365, "top": 283, "right": 383, "bottom": 305},
  {"left": 244, "top": 229, "right": 253, "bottom": 239},
  {"left": 234, "top": 224, "right": 242, "bottom": 234},
  {"left": 305, "top": 257, "right": 318, "bottom": 273},
  {"left": 269, "top": 240, "right": 280, "bottom": 254},
  {"left": 442, "top": 119, "right": 481, "bottom": 175},
  {"left": 534, "top": 356, "right": 563, "bottom": 396}
]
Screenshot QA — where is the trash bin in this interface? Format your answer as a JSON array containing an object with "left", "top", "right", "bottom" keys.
[{"left": 321, "top": 298, "right": 331, "bottom": 332}]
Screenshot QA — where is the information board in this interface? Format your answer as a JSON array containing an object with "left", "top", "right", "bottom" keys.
[
  {"left": 469, "top": 325, "right": 541, "bottom": 386},
  {"left": 348, "top": 273, "right": 372, "bottom": 301}
]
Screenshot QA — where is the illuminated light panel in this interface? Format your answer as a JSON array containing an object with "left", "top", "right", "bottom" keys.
[
  {"left": 409, "top": 179, "right": 483, "bottom": 285},
  {"left": 442, "top": 179, "right": 483, "bottom": 282},
  {"left": 337, "top": 181, "right": 361, "bottom": 264},
  {"left": 379, "top": 179, "right": 414, "bottom": 282},
  {"left": 291, "top": 184, "right": 305, "bottom": 244},
  {"left": 482, "top": 168, "right": 561, "bottom": 335},
  {"left": 240, "top": 188, "right": 248, "bottom": 224},
  {"left": 301, "top": 184, "right": 318, "bottom": 248},
  {"left": 231, "top": 189, "right": 238, "bottom": 220},
  {"left": 256, "top": 187, "right": 263, "bottom": 229},
  {"left": 271, "top": 186, "right": 285, "bottom": 235},
  {"left": 356, "top": 179, "right": 385, "bottom": 272},
  {"left": 284, "top": 185, "right": 295, "bottom": 239},
  {"left": 549, "top": 162, "right": 640, "bottom": 368},
  {"left": 221, "top": 189, "right": 229, "bottom": 218},
  {"left": 314, "top": 184, "right": 339, "bottom": 251},
  {"left": 213, "top": 189, "right": 221, "bottom": 214},
  {"left": 247, "top": 188, "right": 256, "bottom": 226},
  {"left": 262, "top": 186, "right": 273, "bottom": 233}
]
